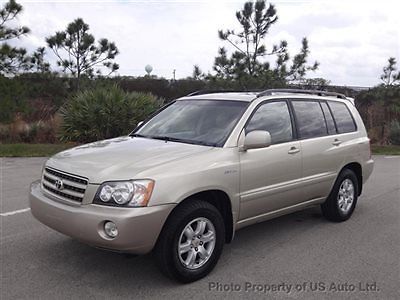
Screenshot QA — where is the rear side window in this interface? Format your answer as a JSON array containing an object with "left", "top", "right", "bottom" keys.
[
  {"left": 292, "top": 101, "right": 327, "bottom": 139},
  {"left": 246, "top": 101, "right": 293, "bottom": 144},
  {"left": 328, "top": 101, "right": 356, "bottom": 133},
  {"left": 320, "top": 102, "right": 337, "bottom": 134}
]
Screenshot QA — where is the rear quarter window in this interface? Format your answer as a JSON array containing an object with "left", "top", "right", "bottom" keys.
[
  {"left": 320, "top": 102, "right": 337, "bottom": 135},
  {"left": 328, "top": 101, "right": 357, "bottom": 133}
]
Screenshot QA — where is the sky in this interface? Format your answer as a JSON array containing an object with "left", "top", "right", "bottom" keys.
[{"left": 3, "top": 0, "right": 400, "bottom": 87}]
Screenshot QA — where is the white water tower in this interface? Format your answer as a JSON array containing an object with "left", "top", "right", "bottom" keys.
[{"left": 145, "top": 65, "right": 153, "bottom": 76}]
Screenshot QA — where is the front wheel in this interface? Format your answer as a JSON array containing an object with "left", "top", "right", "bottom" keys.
[
  {"left": 321, "top": 169, "right": 359, "bottom": 222},
  {"left": 154, "top": 200, "right": 225, "bottom": 283}
]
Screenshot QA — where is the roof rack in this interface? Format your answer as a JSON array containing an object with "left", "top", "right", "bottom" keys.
[
  {"left": 256, "top": 89, "right": 347, "bottom": 99},
  {"left": 186, "top": 89, "right": 259, "bottom": 97},
  {"left": 186, "top": 88, "right": 349, "bottom": 102}
]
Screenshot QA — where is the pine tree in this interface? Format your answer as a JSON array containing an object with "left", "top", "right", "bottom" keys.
[
  {"left": 46, "top": 18, "right": 119, "bottom": 88},
  {"left": 0, "top": 0, "right": 30, "bottom": 75},
  {"left": 381, "top": 57, "right": 400, "bottom": 86},
  {"left": 212, "top": 0, "right": 318, "bottom": 86}
]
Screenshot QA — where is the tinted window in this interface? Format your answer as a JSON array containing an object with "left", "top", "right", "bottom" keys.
[
  {"left": 246, "top": 101, "right": 293, "bottom": 144},
  {"left": 320, "top": 102, "right": 337, "bottom": 134},
  {"left": 328, "top": 101, "right": 356, "bottom": 133},
  {"left": 292, "top": 101, "right": 327, "bottom": 139}
]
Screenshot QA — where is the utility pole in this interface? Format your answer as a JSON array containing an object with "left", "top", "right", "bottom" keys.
[{"left": 173, "top": 69, "right": 176, "bottom": 81}]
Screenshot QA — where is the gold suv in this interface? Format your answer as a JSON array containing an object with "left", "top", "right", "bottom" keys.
[{"left": 30, "top": 89, "right": 374, "bottom": 282}]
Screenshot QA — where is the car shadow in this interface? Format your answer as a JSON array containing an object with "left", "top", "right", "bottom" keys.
[{"left": 44, "top": 205, "right": 327, "bottom": 290}]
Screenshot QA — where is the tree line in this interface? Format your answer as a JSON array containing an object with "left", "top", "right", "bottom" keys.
[
  {"left": 0, "top": 0, "right": 399, "bottom": 145},
  {"left": 1, "top": 0, "right": 399, "bottom": 88}
]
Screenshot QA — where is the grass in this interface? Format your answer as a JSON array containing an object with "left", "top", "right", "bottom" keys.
[
  {"left": 371, "top": 145, "right": 400, "bottom": 155},
  {"left": 0, "top": 143, "right": 399, "bottom": 157},
  {"left": 0, "top": 143, "right": 75, "bottom": 157}
]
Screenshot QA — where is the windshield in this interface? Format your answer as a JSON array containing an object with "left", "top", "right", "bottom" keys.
[{"left": 134, "top": 100, "right": 248, "bottom": 147}]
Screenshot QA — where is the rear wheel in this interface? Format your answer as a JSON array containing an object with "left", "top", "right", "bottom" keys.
[
  {"left": 154, "top": 200, "right": 225, "bottom": 283},
  {"left": 321, "top": 169, "right": 359, "bottom": 222}
]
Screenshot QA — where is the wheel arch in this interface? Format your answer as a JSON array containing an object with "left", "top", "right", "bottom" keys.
[
  {"left": 161, "top": 190, "right": 234, "bottom": 244},
  {"left": 340, "top": 162, "right": 363, "bottom": 196}
]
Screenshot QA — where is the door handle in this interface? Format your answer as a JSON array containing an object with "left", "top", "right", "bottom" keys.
[
  {"left": 288, "top": 147, "right": 300, "bottom": 154},
  {"left": 332, "top": 139, "right": 342, "bottom": 146}
]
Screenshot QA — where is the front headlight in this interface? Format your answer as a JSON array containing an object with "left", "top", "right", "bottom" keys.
[{"left": 94, "top": 180, "right": 155, "bottom": 207}]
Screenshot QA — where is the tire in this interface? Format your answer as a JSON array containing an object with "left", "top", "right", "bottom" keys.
[
  {"left": 321, "top": 168, "right": 359, "bottom": 222},
  {"left": 154, "top": 199, "right": 225, "bottom": 283}
]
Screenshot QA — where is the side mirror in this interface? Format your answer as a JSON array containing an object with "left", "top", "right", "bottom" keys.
[{"left": 242, "top": 130, "right": 271, "bottom": 151}]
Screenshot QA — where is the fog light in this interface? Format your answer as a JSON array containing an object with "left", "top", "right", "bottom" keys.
[{"left": 104, "top": 221, "right": 118, "bottom": 238}]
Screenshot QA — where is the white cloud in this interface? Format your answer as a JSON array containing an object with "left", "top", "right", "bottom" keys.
[{"left": 3, "top": 0, "right": 400, "bottom": 86}]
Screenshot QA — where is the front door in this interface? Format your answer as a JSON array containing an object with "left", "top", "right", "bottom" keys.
[{"left": 239, "top": 100, "right": 303, "bottom": 220}]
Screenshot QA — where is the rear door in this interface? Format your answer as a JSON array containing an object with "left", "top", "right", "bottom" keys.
[
  {"left": 290, "top": 99, "right": 346, "bottom": 201},
  {"left": 239, "top": 100, "right": 303, "bottom": 220}
]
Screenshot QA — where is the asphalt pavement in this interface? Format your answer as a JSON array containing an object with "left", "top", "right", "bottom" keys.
[{"left": 1, "top": 156, "right": 399, "bottom": 299}]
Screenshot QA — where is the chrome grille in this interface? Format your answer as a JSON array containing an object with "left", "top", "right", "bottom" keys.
[{"left": 42, "top": 167, "right": 88, "bottom": 203}]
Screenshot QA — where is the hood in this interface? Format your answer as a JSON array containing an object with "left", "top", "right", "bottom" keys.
[{"left": 46, "top": 136, "right": 212, "bottom": 183}]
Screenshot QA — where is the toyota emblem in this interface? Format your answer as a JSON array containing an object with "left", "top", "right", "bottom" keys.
[{"left": 55, "top": 178, "right": 64, "bottom": 190}]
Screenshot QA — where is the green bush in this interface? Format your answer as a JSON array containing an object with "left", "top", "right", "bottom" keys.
[
  {"left": 60, "top": 85, "right": 162, "bottom": 143},
  {"left": 389, "top": 121, "right": 400, "bottom": 145},
  {"left": 0, "top": 125, "right": 11, "bottom": 142},
  {"left": 0, "top": 76, "right": 29, "bottom": 123}
]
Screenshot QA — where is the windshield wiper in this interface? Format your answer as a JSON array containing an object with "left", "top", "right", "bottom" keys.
[
  {"left": 149, "top": 136, "right": 217, "bottom": 147},
  {"left": 130, "top": 133, "right": 148, "bottom": 138}
]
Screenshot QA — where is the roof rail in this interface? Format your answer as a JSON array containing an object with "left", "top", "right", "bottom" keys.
[
  {"left": 256, "top": 89, "right": 347, "bottom": 99},
  {"left": 186, "top": 90, "right": 217, "bottom": 96},
  {"left": 186, "top": 89, "right": 258, "bottom": 97}
]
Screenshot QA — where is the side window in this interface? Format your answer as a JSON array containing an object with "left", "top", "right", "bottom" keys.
[
  {"left": 292, "top": 100, "right": 327, "bottom": 139},
  {"left": 328, "top": 101, "right": 357, "bottom": 133},
  {"left": 320, "top": 102, "right": 337, "bottom": 135},
  {"left": 246, "top": 101, "right": 293, "bottom": 144}
]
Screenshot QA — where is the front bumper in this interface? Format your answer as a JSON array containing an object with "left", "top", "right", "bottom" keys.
[{"left": 29, "top": 181, "right": 175, "bottom": 254}]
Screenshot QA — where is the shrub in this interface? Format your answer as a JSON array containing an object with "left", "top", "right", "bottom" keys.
[
  {"left": 0, "top": 124, "right": 11, "bottom": 142},
  {"left": 0, "top": 76, "right": 29, "bottom": 123},
  {"left": 389, "top": 121, "right": 400, "bottom": 145},
  {"left": 60, "top": 85, "right": 162, "bottom": 143}
]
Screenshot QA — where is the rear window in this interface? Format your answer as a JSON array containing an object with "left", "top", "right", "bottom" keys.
[
  {"left": 328, "top": 101, "right": 356, "bottom": 133},
  {"left": 292, "top": 101, "right": 327, "bottom": 139}
]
